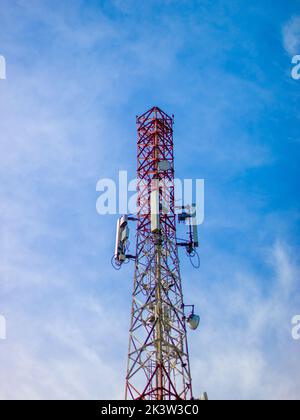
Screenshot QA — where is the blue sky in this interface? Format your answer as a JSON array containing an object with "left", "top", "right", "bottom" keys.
[{"left": 0, "top": 0, "right": 299, "bottom": 400}]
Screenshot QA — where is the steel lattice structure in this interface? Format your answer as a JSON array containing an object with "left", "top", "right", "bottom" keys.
[{"left": 125, "top": 107, "right": 193, "bottom": 401}]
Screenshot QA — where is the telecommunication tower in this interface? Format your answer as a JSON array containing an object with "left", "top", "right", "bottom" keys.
[{"left": 113, "top": 107, "right": 201, "bottom": 400}]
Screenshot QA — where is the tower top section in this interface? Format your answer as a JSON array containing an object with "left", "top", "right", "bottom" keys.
[{"left": 136, "top": 106, "right": 174, "bottom": 129}]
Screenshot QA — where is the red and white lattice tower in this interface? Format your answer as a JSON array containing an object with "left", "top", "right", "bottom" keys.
[{"left": 125, "top": 107, "right": 194, "bottom": 400}]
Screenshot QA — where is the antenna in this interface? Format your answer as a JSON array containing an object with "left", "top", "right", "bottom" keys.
[{"left": 177, "top": 204, "right": 201, "bottom": 268}]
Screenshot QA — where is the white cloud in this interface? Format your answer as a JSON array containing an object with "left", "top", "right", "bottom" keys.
[
  {"left": 189, "top": 241, "right": 300, "bottom": 400},
  {"left": 283, "top": 16, "right": 300, "bottom": 56},
  {"left": 0, "top": 303, "right": 126, "bottom": 400}
]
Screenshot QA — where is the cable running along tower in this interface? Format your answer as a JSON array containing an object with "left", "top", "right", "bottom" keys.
[{"left": 114, "top": 107, "right": 200, "bottom": 400}]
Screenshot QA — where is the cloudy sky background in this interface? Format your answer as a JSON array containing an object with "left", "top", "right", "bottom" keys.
[{"left": 0, "top": 0, "right": 299, "bottom": 400}]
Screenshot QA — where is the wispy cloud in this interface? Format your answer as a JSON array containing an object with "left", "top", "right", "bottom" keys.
[
  {"left": 0, "top": 297, "right": 126, "bottom": 399},
  {"left": 283, "top": 16, "right": 300, "bottom": 56},
  {"left": 190, "top": 241, "right": 300, "bottom": 400}
]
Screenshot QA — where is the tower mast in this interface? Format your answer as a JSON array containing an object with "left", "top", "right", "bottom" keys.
[{"left": 125, "top": 107, "right": 193, "bottom": 400}]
